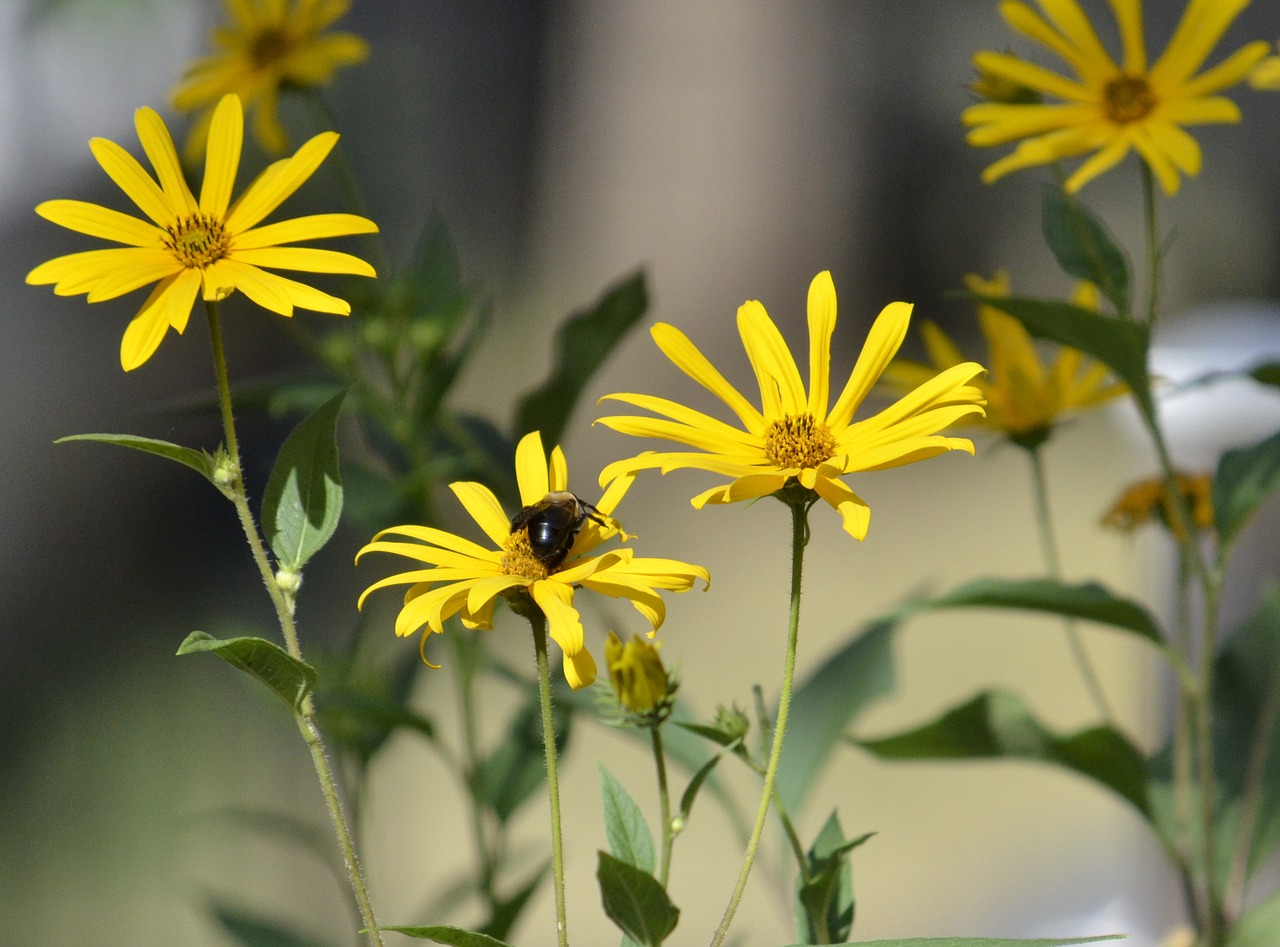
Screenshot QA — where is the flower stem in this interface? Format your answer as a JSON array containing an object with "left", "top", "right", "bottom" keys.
[
  {"left": 205, "top": 301, "right": 385, "bottom": 947},
  {"left": 651, "top": 727, "right": 674, "bottom": 888},
  {"left": 1141, "top": 163, "right": 1160, "bottom": 327},
  {"left": 1025, "top": 445, "right": 1114, "bottom": 722},
  {"left": 708, "top": 496, "right": 809, "bottom": 947},
  {"left": 528, "top": 612, "right": 570, "bottom": 947}
]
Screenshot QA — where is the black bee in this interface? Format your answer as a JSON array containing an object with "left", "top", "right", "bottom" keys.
[{"left": 509, "top": 491, "right": 608, "bottom": 569}]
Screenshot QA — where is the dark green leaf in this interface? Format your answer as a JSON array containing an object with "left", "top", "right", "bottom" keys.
[
  {"left": 478, "top": 865, "right": 547, "bottom": 941},
  {"left": 209, "top": 902, "right": 334, "bottom": 947},
  {"left": 1214, "top": 428, "right": 1280, "bottom": 549},
  {"left": 176, "top": 631, "right": 316, "bottom": 711},
  {"left": 971, "top": 293, "right": 1152, "bottom": 421},
  {"left": 1041, "top": 186, "right": 1130, "bottom": 315},
  {"left": 776, "top": 617, "right": 898, "bottom": 812},
  {"left": 854, "top": 690, "right": 1150, "bottom": 818},
  {"left": 55, "top": 433, "right": 221, "bottom": 488},
  {"left": 1249, "top": 362, "right": 1280, "bottom": 390},
  {"left": 678, "top": 738, "right": 742, "bottom": 823},
  {"left": 1228, "top": 888, "right": 1280, "bottom": 947},
  {"left": 476, "top": 689, "right": 570, "bottom": 822},
  {"left": 780, "top": 937, "right": 1124, "bottom": 947},
  {"left": 912, "top": 577, "right": 1166, "bottom": 651},
  {"left": 600, "top": 765, "right": 656, "bottom": 873},
  {"left": 793, "top": 811, "right": 868, "bottom": 945},
  {"left": 515, "top": 270, "right": 648, "bottom": 448},
  {"left": 377, "top": 926, "right": 513, "bottom": 946},
  {"left": 261, "top": 389, "right": 347, "bottom": 570},
  {"left": 596, "top": 851, "right": 679, "bottom": 947}
]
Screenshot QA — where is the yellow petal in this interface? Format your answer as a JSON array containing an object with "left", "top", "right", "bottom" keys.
[
  {"left": 120, "top": 270, "right": 200, "bottom": 370},
  {"left": 806, "top": 270, "right": 837, "bottom": 419},
  {"left": 226, "top": 130, "right": 338, "bottom": 232},
  {"left": 448, "top": 481, "right": 512, "bottom": 547},
  {"left": 36, "top": 199, "right": 164, "bottom": 248},
  {"left": 200, "top": 94, "right": 243, "bottom": 216},
  {"left": 827, "top": 301, "right": 912, "bottom": 430},
  {"left": 515, "top": 431, "right": 550, "bottom": 507},
  {"left": 530, "top": 581, "right": 595, "bottom": 689},
  {"left": 89, "top": 137, "right": 174, "bottom": 227},
  {"left": 235, "top": 212, "right": 378, "bottom": 248},
  {"left": 134, "top": 106, "right": 197, "bottom": 214},
  {"left": 811, "top": 472, "right": 871, "bottom": 540},
  {"left": 738, "top": 299, "right": 805, "bottom": 417},
  {"left": 229, "top": 246, "right": 375, "bottom": 276},
  {"left": 651, "top": 323, "right": 764, "bottom": 433},
  {"left": 548, "top": 443, "right": 569, "bottom": 493}
]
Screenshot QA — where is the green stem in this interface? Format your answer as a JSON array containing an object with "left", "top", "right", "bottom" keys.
[
  {"left": 1141, "top": 163, "right": 1160, "bottom": 327},
  {"left": 709, "top": 496, "right": 809, "bottom": 947},
  {"left": 651, "top": 727, "right": 674, "bottom": 888},
  {"left": 1026, "top": 445, "right": 1114, "bottom": 722},
  {"left": 454, "top": 635, "right": 498, "bottom": 910},
  {"left": 1171, "top": 552, "right": 1201, "bottom": 931},
  {"left": 528, "top": 612, "right": 570, "bottom": 947},
  {"left": 205, "top": 302, "right": 385, "bottom": 947}
]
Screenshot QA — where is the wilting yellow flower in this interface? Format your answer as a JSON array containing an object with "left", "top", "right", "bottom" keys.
[
  {"left": 357, "top": 432, "right": 709, "bottom": 690},
  {"left": 963, "top": 0, "right": 1269, "bottom": 194},
  {"left": 596, "top": 271, "right": 986, "bottom": 540},
  {"left": 27, "top": 94, "right": 377, "bottom": 371},
  {"left": 1249, "top": 40, "right": 1280, "bottom": 90},
  {"left": 605, "top": 632, "right": 673, "bottom": 719},
  {"left": 172, "top": 0, "right": 369, "bottom": 160},
  {"left": 882, "top": 272, "right": 1126, "bottom": 448},
  {"left": 1102, "top": 471, "right": 1214, "bottom": 540}
]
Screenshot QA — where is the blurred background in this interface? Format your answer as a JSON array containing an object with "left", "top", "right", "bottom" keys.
[{"left": 3, "top": 1, "right": 1280, "bottom": 944}]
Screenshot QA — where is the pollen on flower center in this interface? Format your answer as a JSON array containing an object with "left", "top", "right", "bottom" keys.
[
  {"left": 764, "top": 412, "right": 837, "bottom": 471},
  {"left": 501, "top": 529, "right": 550, "bottom": 581},
  {"left": 163, "top": 213, "right": 230, "bottom": 269},
  {"left": 249, "top": 27, "right": 292, "bottom": 68},
  {"left": 1104, "top": 74, "right": 1156, "bottom": 124}
]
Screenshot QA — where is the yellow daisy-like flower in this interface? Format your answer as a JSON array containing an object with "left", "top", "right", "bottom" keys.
[
  {"left": 27, "top": 94, "right": 377, "bottom": 372},
  {"left": 356, "top": 431, "right": 710, "bottom": 690},
  {"left": 881, "top": 272, "right": 1126, "bottom": 448},
  {"left": 595, "top": 271, "right": 987, "bottom": 541},
  {"left": 172, "top": 0, "right": 369, "bottom": 161},
  {"left": 963, "top": 0, "right": 1269, "bottom": 194}
]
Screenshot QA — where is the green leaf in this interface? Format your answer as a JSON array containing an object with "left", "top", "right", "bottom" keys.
[
  {"left": 1214, "top": 427, "right": 1280, "bottom": 549},
  {"left": 1249, "top": 362, "right": 1280, "bottom": 390},
  {"left": 176, "top": 631, "right": 316, "bottom": 711},
  {"left": 678, "top": 737, "right": 742, "bottom": 823},
  {"left": 780, "top": 937, "right": 1125, "bottom": 947},
  {"left": 476, "top": 689, "right": 570, "bottom": 822},
  {"left": 775, "top": 617, "right": 898, "bottom": 812},
  {"left": 600, "top": 765, "right": 656, "bottom": 873},
  {"left": 55, "top": 433, "right": 221, "bottom": 488},
  {"left": 261, "top": 389, "right": 347, "bottom": 570},
  {"left": 912, "top": 577, "right": 1166, "bottom": 651},
  {"left": 1228, "top": 887, "right": 1280, "bottom": 947},
  {"left": 596, "top": 851, "right": 680, "bottom": 947},
  {"left": 209, "top": 902, "right": 335, "bottom": 947},
  {"left": 377, "top": 926, "right": 514, "bottom": 946},
  {"left": 793, "top": 811, "right": 869, "bottom": 945},
  {"left": 971, "top": 293, "right": 1153, "bottom": 422},
  {"left": 1041, "top": 186, "right": 1130, "bottom": 315},
  {"left": 515, "top": 270, "right": 648, "bottom": 448},
  {"left": 478, "top": 865, "right": 547, "bottom": 941},
  {"left": 853, "top": 690, "right": 1151, "bottom": 818}
]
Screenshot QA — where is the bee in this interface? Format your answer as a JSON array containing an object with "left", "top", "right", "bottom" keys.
[{"left": 509, "top": 491, "right": 608, "bottom": 569}]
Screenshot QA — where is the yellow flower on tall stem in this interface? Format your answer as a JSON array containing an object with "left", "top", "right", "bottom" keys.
[
  {"left": 173, "top": 0, "right": 369, "bottom": 160},
  {"left": 356, "top": 431, "right": 709, "bottom": 690},
  {"left": 27, "top": 93, "right": 377, "bottom": 371},
  {"left": 963, "top": 0, "right": 1269, "bottom": 194},
  {"left": 596, "top": 270, "right": 987, "bottom": 540},
  {"left": 881, "top": 272, "right": 1126, "bottom": 449}
]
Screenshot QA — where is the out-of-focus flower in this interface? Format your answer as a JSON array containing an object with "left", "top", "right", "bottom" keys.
[
  {"left": 173, "top": 0, "right": 369, "bottom": 160},
  {"left": 882, "top": 272, "right": 1126, "bottom": 449},
  {"left": 597, "top": 271, "right": 985, "bottom": 540},
  {"left": 1248, "top": 40, "right": 1280, "bottom": 90},
  {"left": 357, "top": 432, "right": 709, "bottom": 690},
  {"left": 963, "top": 0, "right": 1269, "bottom": 194},
  {"left": 1101, "top": 471, "right": 1214, "bottom": 540},
  {"left": 27, "top": 94, "right": 377, "bottom": 370}
]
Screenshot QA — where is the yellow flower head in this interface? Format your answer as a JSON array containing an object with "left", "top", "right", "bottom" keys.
[
  {"left": 963, "top": 0, "right": 1269, "bottom": 194},
  {"left": 27, "top": 94, "right": 378, "bottom": 371},
  {"left": 172, "top": 0, "right": 369, "bottom": 160},
  {"left": 1102, "top": 471, "right": 1214, "bottom": 540},
  {"left": 881, "top": 272, "right": 1126, "bottom": 448},
  {"left": 605, "top": 632, "right": 673, "bottom": 720},
  {"left": 356, "top": 431, "right": 710, "bottom": 690},
  {"left": 596, "top": 271, "right": 987, "bottom": 541}
]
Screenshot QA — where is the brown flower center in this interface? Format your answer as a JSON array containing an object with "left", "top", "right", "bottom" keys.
[
  {"left": 249, "top": 27, "right": 293, "bottom": 69},
  {"left": 764, "top": 412, "right": 837, "bottom": 470},
  {"left": 501, "top": 529, "right": 550, "bottom": 581},
  {"left": 1103, "top": 74, "right": 1156, "bottom": 124},
  {"left": 163, "top": 213, "right": 230, "bottom": 269}
]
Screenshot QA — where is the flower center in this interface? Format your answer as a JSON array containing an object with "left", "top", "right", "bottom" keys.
[
  {"left": 163, "top": 213, "right": 230, "bottom": 269},
  {"left": 249, "top": 27, "right": 293, "bottom": 69},
  {"left": 1103, "top": 74, "right": 1156, "bottom": 124},
  {"left": 764, "top": 412, "right": 837, "bottom": 470},
  {"left": 501, "top": 529, "right": 550, "bottom": 581}
]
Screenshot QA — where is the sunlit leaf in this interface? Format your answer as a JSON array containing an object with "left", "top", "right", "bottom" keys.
[
  {"left": 55, "top": 433, "right": 222, "bottom": 489},
  {"left": 377, "top": 926, "right": 513, "bottom": 946},
  {"left": 597, "top": 851, "right": 679, "bottom": 947},
  {"left": 600, "top": 765, "right": 656, "bottom": 873},
  {"left": 177, "top": 631, "right": 315, "bottom": 711}
]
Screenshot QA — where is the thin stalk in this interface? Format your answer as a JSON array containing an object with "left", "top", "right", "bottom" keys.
[
  {"left": 1171, "top": 552, "right": 1201, "bottom": 931},
  {"left": 1026, "top": 444, "right": 1114, "bottom": 722},
  {"left": 528, "top": 612, "right": 570, "bottom": 947},
  {"left": 1141, "top": 163, "right": 1160, "bottom": 327},
  {"left": 454, "top": 635, "right": 498, "bottom": 911},
  {"left": 709, "top": 497, "right": 810, "bottom": 947},
  {"left": 651, "top": 727, "right": 674, "bottom": 888},
  {"left": 205, "top": 302, "right": 385, "bottom": 947},
  {"left": 1224, "top": 652, "right": 1280, "bottom": 921}
]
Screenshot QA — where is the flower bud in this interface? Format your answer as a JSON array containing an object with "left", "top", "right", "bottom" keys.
[{"left": 605, "top": 632, "right": 671, "bottom": 718}]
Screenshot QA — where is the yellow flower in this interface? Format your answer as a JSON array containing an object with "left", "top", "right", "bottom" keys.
[
  {"left": 596, "top": 271, "right": 986, "bottom": 541},
  {"left": 172, "top": 0, "right": 369, "bottom": 160},
  {"left": 1102, "top": 471, "right": 1214, "bottom": 540},
  {"left": 27, "top": 94, "right": 377, "bottom": 371},
  {"left": 605, "top": 632, "right": 673, "bottom": 718},
  {"left": 356, "top": 431, "right": 709, "bottom": 690},
  {"left": 963, "top": 0, "right": 1269, "bottom": 194},
  {"left": 881, "top": 272, "right": 1126, "bottom": 447},
  {"left": 1248, "top": 40, "right": 1280, "bottom": 90}
]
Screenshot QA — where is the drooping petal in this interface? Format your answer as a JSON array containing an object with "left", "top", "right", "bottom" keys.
[
  {"left": 120, "top": 270, "right": 200, "bottom": 371},
  {"left": 530, "top": 581, "right": 595, "bottom": 689},
  {"left": 811, "top": 471, "right": 871, "bottom": 540}
]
